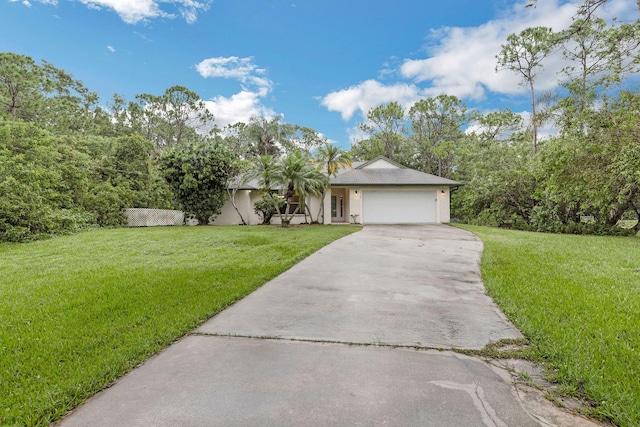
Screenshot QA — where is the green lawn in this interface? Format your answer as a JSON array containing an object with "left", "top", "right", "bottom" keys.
[
  {"left": 457, "top": 225, "right": 640, "bottom": 427},
  {"left": 0, "top": 225, "right": 360, "bottom": 426}
]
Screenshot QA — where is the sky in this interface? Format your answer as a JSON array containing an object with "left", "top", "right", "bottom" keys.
[{"left": 1, "top": 0, "right": 637, "bottom": 148}]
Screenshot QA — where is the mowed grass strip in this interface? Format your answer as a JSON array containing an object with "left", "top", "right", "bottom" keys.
[
  {"left": 457, "top": 225, "right": 640, "bottom": 426},
  {"left": 0, "top": 225, "right": 360, "bottom": 426}
]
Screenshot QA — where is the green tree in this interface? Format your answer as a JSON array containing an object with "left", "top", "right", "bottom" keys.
[
  {"left": 0, "top": 121, "right": 100, "bottom": 241},
  {"left": 253, "top": 193, "right": 285, "bottom": 225},
  {"left": 527, "top": 0, "right": 640, "bottom": 18},
  {"left": 244, "top": 115, "right": 287, "bottom": 156},
  {"left": 496, "top": 26, "right": 557, "bottom": 154},
  {"left": 274, "top": 152, "right": 325, "bottom": 227},
  {"left": 159, "top": 140, "right": 236, "bottom": 224},
  {"left": 536, "top": 91, "right": 640, "bottom": 231},
  {"left": 0, "top": 52, "right": 44, "bottom": 120},
  {"left": 471, "top": 108, "right": 524, "bottom": 145},
  {"left": 0, "top": 53, "right": 104, "bottom": 133},
  {"left": 134, "top": 85, "right": 214, "bottom": 149},
  {"left": 451, "top": 109, "right": 535, "bottom": 226},
  {"left": 349, "top": 135, "right": 386, "bottom": 161},
  {"left": 407, "top": 95, "right": 468, "bottom": 177},
  {"left": 281, "top": 125, "right": 327, "bottom": 155},
  {"left": 553, "top": 16, "right": 640, "bottom": 134},
  {"left": 243, "top": 155, "right": 280, "bottom": 224},
  {"left": 358, "top": 102, "right": 407, "bottom": 160},
  {"left": 313, "top": 143, "right": 352, "bottom": 223},
  {"left": 244, "top": 155, "right": 278, "bottom": 192},
  {"left": 219, "top": 122, "right": 253, "bottom": 158},
  {"left": 245, "top": 152, "right": 325, "bottom": 227},
  {"left": 39, "top": 60, "right": 101, "bottom": 133}
]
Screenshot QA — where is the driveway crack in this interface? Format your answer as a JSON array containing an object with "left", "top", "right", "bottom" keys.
[{"left": 191, "top": 331, "right": 459, "bottom": 352}]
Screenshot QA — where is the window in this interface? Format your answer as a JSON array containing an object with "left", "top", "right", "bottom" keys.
[{"left": 280, "top": 195, "right": 300, "bottom": 214}]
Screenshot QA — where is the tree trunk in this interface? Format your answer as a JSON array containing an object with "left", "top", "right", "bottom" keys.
[
  {"left": 280, "top": 203, "right": 300, "bottom": 228},
  {"left": 226, "top": 188, "right": 247, "bottom": 225},
  {"left": 530, "top": 80, "right": 537, "bottom": 155}
]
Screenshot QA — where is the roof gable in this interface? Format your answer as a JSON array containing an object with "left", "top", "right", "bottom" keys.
[
  {"left": 330, "top": 156, "right": 461, "bottom": 187},
  {"left": 357, "top": 156, "right": 405, "bottom": 170}
]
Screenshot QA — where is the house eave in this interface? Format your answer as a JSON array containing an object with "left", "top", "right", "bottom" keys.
[{"left": 330, "top": 183, "right": 462, "bottom": 187}]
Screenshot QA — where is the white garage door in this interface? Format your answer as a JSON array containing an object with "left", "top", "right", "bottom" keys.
[{"left": 362, "top": 190, "right": 437, "bottom": 224}]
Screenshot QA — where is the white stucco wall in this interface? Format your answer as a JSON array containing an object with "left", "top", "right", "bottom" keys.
[
  {"left": 437, "top": 187, "right": 451, "bottom": 223},
  {"left": 211, "top": 185, "right": 451, "bottom": 225},
  {"left": 209, "top": 190, "right": 263, "bottom": 225},
  {"left": 323, "top": 191, "right": 332, "bottom": 224},
  {"left": 349, "top": 188, "right": 362, "bottom": 223},
  {"left": 211, "top": 191, "right": 326, "bottom": 225}
]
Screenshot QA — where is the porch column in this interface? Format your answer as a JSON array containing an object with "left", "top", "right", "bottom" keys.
[{"left": 323, "top": 191, "right": 332, "bottom": 224}]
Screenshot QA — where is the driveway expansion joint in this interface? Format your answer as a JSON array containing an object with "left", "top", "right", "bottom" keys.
[{"left": 190, "top": 332, "right": 598, "bottom": 423}]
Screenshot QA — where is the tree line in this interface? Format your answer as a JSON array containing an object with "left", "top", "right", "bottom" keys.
[
  {"left": 0, "top": 51, "right": 348, "bottom": 240},
  {"left": 1, "top": 0, "right": 638, "bottom": 241}
]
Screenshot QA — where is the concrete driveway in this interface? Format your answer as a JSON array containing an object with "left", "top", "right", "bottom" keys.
[
  {"left": 198, "top": 224, "right": 520, "bottom": 349},
  {"left": 59, "top": 225, "right": 598, "bottom": 427}
]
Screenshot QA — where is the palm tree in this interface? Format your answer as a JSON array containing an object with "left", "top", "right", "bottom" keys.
[
  {"left": 314, "top": 143, "right": 353, "bottom": 223},
  {"left": 298, "top": 167, "right": 328, "bottom": 223},
  {"left": 274, "top": 152, "right": 326, "bottom": 227},
  {"left": 242, "top": 155, "right": 281, "bottom": 224},
  {"left": 245, "top": 152, "right": 331, "bottom": 227},
  {"left": 246, "top": 116, "right": 285, "bottom": 156},
  {"left": 244, "top": 155, "right": 277, "bottom": 190}
]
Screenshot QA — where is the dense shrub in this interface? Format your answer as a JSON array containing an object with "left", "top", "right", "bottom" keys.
[
  {"left": 0, "top": 121, "right": 174, "bottom": 242},
  {"left": 253, "top": 193, "right": 285, "bottom": 225}
]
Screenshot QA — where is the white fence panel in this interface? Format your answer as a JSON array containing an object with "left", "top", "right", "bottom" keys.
[{"left": 124, "top": 208, "right": 184, "bottom": 227}]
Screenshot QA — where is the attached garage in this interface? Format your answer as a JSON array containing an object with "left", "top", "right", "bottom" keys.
[
  {"left": 213, "top": 155, "right": 461, "bottom": 226},
  {"left": 362, "top": 189, "right": 437, "bottom": 224},
  {"left": 329, "top": 156, "right": 461, "bottom": 225}
]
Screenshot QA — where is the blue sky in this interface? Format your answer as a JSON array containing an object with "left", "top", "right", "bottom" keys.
[{"left": 1, "top": 0, "right": 636, "bottom": 148}]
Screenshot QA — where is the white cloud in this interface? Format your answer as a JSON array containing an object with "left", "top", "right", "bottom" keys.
[
  {"left": 400, "top": 0, "right": 578, "bottom": 99},
  {"left": 133, "top": 31, "right": 152, "bottom": 43},
  {"left": 321, "top": 79, "right": 423, "bottom": 121},
  {"left": 77, "top": 0, "right": 169, "bottom": 23},
  {"left": 196, "top": 56, "right": 277, "bottom": 128},
  {"left": 322, "top": 0, "right": 635, "bottom": 122},
  {"left": 346, "top": 125, "right": 369, "bottom": 145},
  {"left": 195, "top": 56, "right": 273, "bottom": 91},
  {"left": 19, "top": 0, "right": 210, "bottom": 24},
  {"left": 106, "top": 45, "right": 115, "bottom": 52},
  {"left": 203, "top": 90, "right": 276, "bottom": 128}
]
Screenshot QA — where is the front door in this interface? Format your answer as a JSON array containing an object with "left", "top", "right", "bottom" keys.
[{"left": 331, "top": 194, "right": 344, "bottom": 222}]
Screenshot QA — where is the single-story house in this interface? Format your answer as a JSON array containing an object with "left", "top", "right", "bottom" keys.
[{"left": 210, "top": 156, "right": 461, "bottom": 226}]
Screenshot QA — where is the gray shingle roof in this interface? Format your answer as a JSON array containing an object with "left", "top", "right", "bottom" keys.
[
  {"left": 231, "top": 157, "right": 461, "bottom": 189},
  {"left": 330, "top": 168, "right": 461, "bottom": 186},
  {"left": 228, "top": 177, "right": 259, "bottom": 190}
]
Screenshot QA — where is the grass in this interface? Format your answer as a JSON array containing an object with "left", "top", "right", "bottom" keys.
[
  {"left": 0, "top": 225, "right": 360, "bottom": 426},
  {"left": 456, "top": 225, "right": 640, "bottom": 427}
]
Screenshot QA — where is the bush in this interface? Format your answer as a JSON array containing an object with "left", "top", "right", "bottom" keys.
[
  {"left": 253, "top": 193, "right": 285, "bottom": 225},
  {"left": 0, "top": 121, "right": 176, "bottom": 242},
  {"left": 159, "top": 141, "right": 236, "bottom": 224}
]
